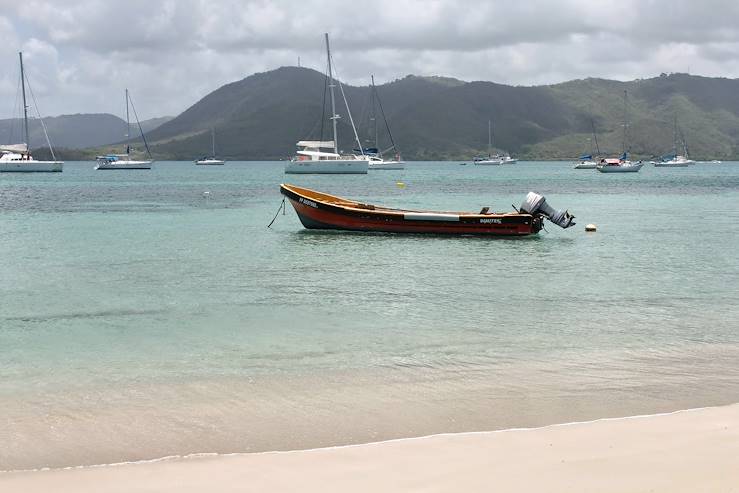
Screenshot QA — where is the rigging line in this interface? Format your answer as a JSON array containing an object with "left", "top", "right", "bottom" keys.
[
  {"left": 330, "top": 54, "right": 363, "bottom": 155},
  {"left": 127, "top": 93, "right": 152, "bottom": 158},
  {"left": 267, "top": 198, "right": 286, "bottom": 228},
  {"left": 374, "top": 82, "right": 398, "bottom": 154},
  {"left": 24, "top": 74, "right": 57, "bottom": 161}
]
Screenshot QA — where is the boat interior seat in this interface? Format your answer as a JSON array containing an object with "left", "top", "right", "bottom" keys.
[{"left": 480, "top": 207, "right": 490, "bottom": 214}]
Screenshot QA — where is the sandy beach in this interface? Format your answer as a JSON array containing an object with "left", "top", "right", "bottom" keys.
[{"left": 2, "top": 403, "right": 738, "bottom": 493}]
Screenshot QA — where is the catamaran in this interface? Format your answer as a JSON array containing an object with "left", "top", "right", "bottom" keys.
[
  {"left": 285, "top": 34, "right": 369, "bottom": 174},
  {"left": 0, "top": 52, "right": 63, "bottom": 173},
  {"left": 195, "top": 128, "right": 225, "bottom": 165},
  {"left": 358, "top": 75, "right": 404, "bottom": 170},
  {"left": 596, "top": 90, "right": 643, "bottom": 173},
  {"left": 95, "top": 89, "right": 153, "bottom": 170}
]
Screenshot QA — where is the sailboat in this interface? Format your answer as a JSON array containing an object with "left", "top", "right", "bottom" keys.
[
  {"left": 95, "top": 89, "right": 154, "bottom": 170},
  {"left": 195, "top": 128, "right": 225, "bottom": 165},
  {"left": 359, "top": 75, "right": 404, "bottom": 170},
  {"left": 285, "top": 34, "right": 369, "bottom": 174},
  {"left": 654, "top": 117, "right": 692, "bottom": 167},
  {"left": 596, "top": 90, "right": 643, "bottom": 173},
  {"left": 0, "top": 52, "right": 63, "bottom": 173},
  {"left": 474, "top": 120, "right": 502, "bottom": 165},
  {"left": 573, "top": 119, "right": 601, "bottom": 169}
]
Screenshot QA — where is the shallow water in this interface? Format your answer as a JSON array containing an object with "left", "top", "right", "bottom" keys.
[{"left": 1, "top": 161, "right": 738, "bottom": 469}]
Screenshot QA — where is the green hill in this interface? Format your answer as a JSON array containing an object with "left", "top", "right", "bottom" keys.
[{"left": 42, "top": 69, "right": 739, "bottom": 161}]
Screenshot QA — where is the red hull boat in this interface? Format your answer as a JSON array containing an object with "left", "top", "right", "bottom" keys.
[{"left": 280, "top": 184, "right": 574, "bottom": 236}]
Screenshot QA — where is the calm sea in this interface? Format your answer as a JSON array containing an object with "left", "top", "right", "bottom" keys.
[{"left": 1, "top": 161, "right": 738, "bottom": 470}]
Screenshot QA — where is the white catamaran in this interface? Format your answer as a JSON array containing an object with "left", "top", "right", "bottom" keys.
[
  {"left": 285, "top": 33, "right": 369, "bottom": 174},
  {"left": 0, "top": 52, "right": 63, "bottom": 173},
  {"left": 195, "top": 128, "right": 225, "bottom": 165},
  {"left": 95, "top": 89, "right": 154, "bottom": 170}
]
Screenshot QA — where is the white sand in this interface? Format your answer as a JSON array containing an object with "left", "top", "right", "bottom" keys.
[{"left": 2, "top": 404, "right": 738, "bottom": 493}]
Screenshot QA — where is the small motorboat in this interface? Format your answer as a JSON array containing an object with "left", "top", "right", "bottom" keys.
[{"left": 280, "top": 184, "right": 575, "bottom": 236}]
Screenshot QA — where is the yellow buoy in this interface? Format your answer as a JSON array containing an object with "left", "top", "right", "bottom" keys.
[
  {"left": 585, "top": 223, "right": 597, "bottom": 232},
  {"left": 396, "top": 182, "right": 406, "bottom": 189}
]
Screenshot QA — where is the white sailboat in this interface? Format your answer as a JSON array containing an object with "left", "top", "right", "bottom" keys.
[
  {"left": 195, "top": 128, "right": 225, "bottom": 165},
  {"left": 474, "top": 120, "right": 503, "bottom": 165},
  {"left": 596, "top": 90, "right": 643, "bottom": 173},
  {"left": 654, "top": 117, "right": 693, "bottom": 167},
  {"left": 361, "top": 75, "right": 404, "bottom": 170},
  {"left": 574, "top": 119, "right": 601, "bottom": 169},
  {"left": 0, "top": 52, "right": 63, "bottom": 173},
  {"left": 95, "top": 89, "right": 153, "bottom": 170},
  {"left": 285, "top": 33, "right": 369, "bottom": 175}
]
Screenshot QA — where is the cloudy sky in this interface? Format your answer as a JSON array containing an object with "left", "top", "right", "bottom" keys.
[{"left": 1, "top": 0, "right": 738, "bottom": 120}]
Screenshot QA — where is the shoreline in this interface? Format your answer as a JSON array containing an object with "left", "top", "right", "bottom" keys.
[
  {"left": 1, "top": 402, "right": 730, "bottom": 474},
  {"left": 3, "top": 403, "right": 738, "bottom": 492}
]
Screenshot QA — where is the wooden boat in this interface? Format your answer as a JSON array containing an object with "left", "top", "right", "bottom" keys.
[{"left": 280, "top": 184, "right": 575, "bottom": 236}]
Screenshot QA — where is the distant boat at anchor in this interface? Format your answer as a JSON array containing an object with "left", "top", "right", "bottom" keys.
[
  {"left": 195, "top": 128, "right": 225, "bottom": 165},
  {"left": 596, "top": 90, "right": 643, "bottom": 173},
  {"left": 0, "top": 52, "right": 63, "bottom": 173},
  {"left": 285, "top": 33, "right": 368, "bottom": 174},
  {"left": 95, "top": 89, "right": 154, "bottom": 170}
]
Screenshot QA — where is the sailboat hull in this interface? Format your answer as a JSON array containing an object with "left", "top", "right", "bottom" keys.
[
  {"left": 285, "top": 159, "right": 368, "bottom": 174},
  {"left": 596, "top": 162, "right": 643, "bottom": 173},
  {"left": 368, "top": 160, "right": 405, "bottom": 170},
  {"left": 0, "top": 161, "right": 63, "bottom": 172},
  {"left": 195, "top": 159, "right": 225, "bottom": 165},
  {"left": 95, "top": 160, "right": 153, "bottom": 170}
]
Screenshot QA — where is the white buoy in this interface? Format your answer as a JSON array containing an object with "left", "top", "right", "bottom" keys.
[
  {"left": 203, "top": 191, "right": 210, "bottom": 197},
  {"left": 585, "top": 223, "right": 597, "bottom": 232}
]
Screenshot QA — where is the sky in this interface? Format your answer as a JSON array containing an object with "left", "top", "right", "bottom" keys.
[{"left": 1, "top": 0, "right": 739, "bottom": 120}]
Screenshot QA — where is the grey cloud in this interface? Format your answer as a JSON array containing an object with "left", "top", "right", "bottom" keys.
[{"left": 1, "top": 0, "right": 739, "bottom": 120}]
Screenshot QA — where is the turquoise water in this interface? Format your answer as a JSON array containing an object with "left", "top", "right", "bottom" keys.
[{"left": 2, "top": 161, "right": 739, "bottom": 469}]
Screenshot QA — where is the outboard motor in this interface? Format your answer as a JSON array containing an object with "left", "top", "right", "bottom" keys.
[{"left": 520, "top": 192, "right": 575, "bottom": 229}]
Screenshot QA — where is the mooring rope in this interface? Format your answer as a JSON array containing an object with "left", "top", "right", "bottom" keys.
[{"left": 267, "top": 198, "right": 286, "bottom": 228}]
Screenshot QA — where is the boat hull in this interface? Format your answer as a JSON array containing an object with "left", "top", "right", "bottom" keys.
[
  {"left": 195, "top": 159, "right": 225, "bottom": 165},
  {"left": 473, "top": 159, "right": 503, "bottom": 165},
  {"left": 368, "top": 160, "right": 405, "bottom": 170},
  {"left": 95, "top": 160, "right": 153, "bottom": 170},
  {"left": 285, "top": 159, "right": 368, "bottom": 174},
  {"left": 596, "top": 163, "right": 643, "bottom": 173},
  {"left": 0, "top": 161, "right": 63, "bottom": 172},
  {"left": 574, "top": 161, "right": 597, "bottom": 169},
  {"left": 280, "top": 184, "right": 541, "bottom": 236}
]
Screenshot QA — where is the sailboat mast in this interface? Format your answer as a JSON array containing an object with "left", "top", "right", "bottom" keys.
[
  {"left": 622, "top": 90, "right": 628, "bottom": 155},
  {"left": 19, "top": 52, "right": 30, "bottom": 150},
  {"left": 325, "top": 33, "right": 338, "bottom": 155},
  {"left": 125, "top": 88, "right": 130, "bottom": 155},
  {"left": 211, "top": 128, "right": 216, "bottom": 156},
  {"left": 371, "top": 75, "right": 378, "bottom": 150},
  {"left": 590, "top": 119, "right": 600, "bottom": 156}
]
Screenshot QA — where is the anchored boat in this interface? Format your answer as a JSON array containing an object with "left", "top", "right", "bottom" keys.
[
  {"left": 0, "top": 52, "right": 63, "bottom": 173},
  {"left": 280, "top": 184, "right": 574, "bottom": 236}
]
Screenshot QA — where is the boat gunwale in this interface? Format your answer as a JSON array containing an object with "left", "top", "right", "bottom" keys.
[{"left": 279, "top": 184, "right": 533, "bottom": 221}]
